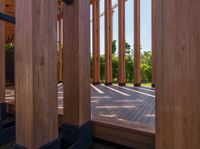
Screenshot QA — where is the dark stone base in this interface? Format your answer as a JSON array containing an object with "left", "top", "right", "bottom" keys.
[
  {"left": 61, "top": 121, "right": 93, "bottom": 149},
  {"left": 134, "top": 83, "right": 141, "bottom": 87},
  {"left": 0, "top": 103, "right": 7, "bottom": 121},
  {"left": 13, "top": 138, "right": 60, "bottom": 149},
  {"left": 58, "top": 81, "right": 63, "bottom": 83},
  {"left": 0, "top": 103, "right": 16, "bottom": 145},
  {"left": 118, "top": 83, "right": 126, "bottom": 86},
  {"left": 92, "top": 82, "right": 100, "bottom": 85},
  {"left": 105, "top": 82, "right": 112, "bottom": 86},
  {"left": 152, "top": 83, "right": 155, "bottom": 88}
]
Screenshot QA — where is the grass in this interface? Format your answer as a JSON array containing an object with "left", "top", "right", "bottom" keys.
[{"left": 113, "top": 82, "right": 152, "bottom": 87}]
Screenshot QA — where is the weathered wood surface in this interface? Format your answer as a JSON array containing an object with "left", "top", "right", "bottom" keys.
[
  {"left": 63, "top": 0, "right": 91, "bottom": 125},
  {"left": 15, "top": 0, "right": 58, "bottom": 148},
  {"left": 156, "top": 0, "right": 200, "bottom": 149}
]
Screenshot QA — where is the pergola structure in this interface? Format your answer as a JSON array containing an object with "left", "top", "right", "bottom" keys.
[
  {"left": 0, "top": 0, "right": 200, "bottom": 149},
  {"left": 91, "top": 0, "right": 156, "bottom": 87}
]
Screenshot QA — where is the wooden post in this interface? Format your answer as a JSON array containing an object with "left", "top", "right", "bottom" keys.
[
  {"left": 0, "top": 0, "right": 6, "bottom": 120},
  {"left": 134, "top": 0, "right": 141, "bottom": 87},
  {"left": 62, "top": 0, "right": 92, "bottom": 148},
  {"left": 118, "top": 0, "right": 126, "bottom": 86},
  {"left": 14, "top": 0, "right": 59, "bottom": 148},
  {"left": 58, "top": 18, "right": 63, "bottom": 82},
  {"left": 156, "top": 0, "right": 200, "bottom": 149},
  {"left": 151, "top": 0, "right": 156, "bottom": 88},
  {"left": 92, "top": 0, "right": 100, "bottom": 85},
  {"left": 0, "top": 0, "right": 5, "bottom": 105},
  {"left": 105, "top": 0, "right": 112, "bottom": 85}
]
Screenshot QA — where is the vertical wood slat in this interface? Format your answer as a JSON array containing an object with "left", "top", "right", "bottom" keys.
[
  {"left": 134, "top": 0, "right": 141, "bottom": 86},
  {"left": 156, "top": 0, "right": 200, "bottom": 149},
  {"left": 118, "top": 0, "right": 126, "bottom": 86},
  {"left": 15, "top": 0, "right": 58, "bottom": 148},
  {"left": 105, "top": 0, "right": 112, "bottom": 85},
  {"left": 63, "top": 0, "right": 91, "bottom": 125},
  {"left": 92, "top": 0, "right": 100, "bottom": 84},
  {"left": 0, "top": 0, "right": 5, "bottom": 103},
  {"left": 58, "top": 18, "right": 63, "bottom": 82},
  {"left": 151, "top": 0, "right": 156, "bottom": 87}
]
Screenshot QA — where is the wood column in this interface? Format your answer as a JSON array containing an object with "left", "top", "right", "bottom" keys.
[
  {"left": 15, "top": 0, "right": 59, "bottom": 148},
  {"left": 118, "top": 0, "right": 126, "bottom": 86},
  {"left": 156, "top": 0, "right": 200, "bottom": 149},
  {"left": 151, "top": 0, "right": 156, "bottom": 88},
  {"left": 92, "top": 0, "right": 100, "bottom": 85},
  {"left": 0, "top": 0, "right": 5, "bottom": 104},
  {"left": 58, "top": 18, "right": 63, "bottom": 82},
  {"left": 134, "top": 0, "right": 141, "bottom": 87},
  {"left": 105, "top": 0, "right": 112, "bottom": 85},
  {"left": 62, "top": 0, "right": 92, "bottom": 148}
]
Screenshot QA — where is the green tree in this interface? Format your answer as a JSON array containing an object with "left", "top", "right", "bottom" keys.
[
  {"left": 141, "top": 51, "right": 152, "bottom": 82},
  {"left": 112, "top": 40, "right": 117, "bottom": 55},
  {"left": 125, "top": 42, "right": 132, "bottom": 55}
]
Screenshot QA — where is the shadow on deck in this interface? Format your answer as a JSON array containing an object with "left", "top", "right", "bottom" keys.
[{"left": 5, "top": 83, "right": 155, "bottom": 149}]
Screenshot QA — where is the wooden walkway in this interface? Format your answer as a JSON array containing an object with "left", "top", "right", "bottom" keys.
[
  {"left": 90, "top": 84, "right": 155, "bottom": 128},
  {"left": 6, "top": 83, "right": 155, "bottom": 128}
]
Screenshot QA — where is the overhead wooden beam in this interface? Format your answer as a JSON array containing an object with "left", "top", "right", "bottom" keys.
[
  {"left": 92, "top": 0, "right": 100, "bottom": 85},
  {"left": 118, "top": 0, "right": 126, "bottom": 86},
  {"left": 156, "top": 0, "right": 200, "bottom": 148},
  {"left": 14, "top": 0, "right": 60, "bottom": 148},
  {"left": 62, "top": 0, "right": 92, "bottom": 148},
  {"left": 105, "top": 0, "right": 112, "bottom": 85},
  {"left": 151, "top": 0, "right": 156, "bottom": 88},
  {"left": 134, "top": 0, "right": 141, "bottom": 87}
]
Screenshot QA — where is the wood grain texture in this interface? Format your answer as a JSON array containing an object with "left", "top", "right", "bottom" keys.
[
  {"left": 92, "top": 0, "right": 100, "bottom": 84},
  {"left": 156, "top": 0, "right": 200, "bottom": 149},
  {"left": 151, "top": 0, "right": 156, "bottom": 87},
  {"left": 105, "top": 0, "right": 112, "bottom": 84},
  {"left": 58, "top": 19, "right": 63, "bottom": 82},
  {"left": 118, "top": 0, "right": 126, "bottom": 85},
  {"left": 0, "top": 0, "right": 5, "bottom": 103},
  {"left": 63, "top": 0, "right": 91, "bottom": 125},
  {"left": 15, "top": 0, "right": 58, "bottom": 148},
  {"left": 134, "top": 0, "right": 141, "bottom": 86}
]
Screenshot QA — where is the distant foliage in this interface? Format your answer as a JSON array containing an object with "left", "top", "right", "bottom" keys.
[{"left": 91, "top": 41, "right": 152, "bottom": 83}]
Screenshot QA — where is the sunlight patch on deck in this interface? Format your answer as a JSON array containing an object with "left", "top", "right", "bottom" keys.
[
  {"left": 101, "top": 84, "right": 130, "bottom": 96},
  {"left": 114, "top": 85, "right": 155, "bottom": 97},
  {"left": 91, "top": 84, "right": 105, "bottom": 94}
]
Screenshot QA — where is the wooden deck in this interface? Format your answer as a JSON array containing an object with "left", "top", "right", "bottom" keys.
[
  {"left": 6, "top": 83, "right": 155, "bottom": 128},
  {"left": 91, "top": 84, "right": 155, "bottom": 128},
  {"left": 5, "top": 83, "right": 155, "bottom": 148}
]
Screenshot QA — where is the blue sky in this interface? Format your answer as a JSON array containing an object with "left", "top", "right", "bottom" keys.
[{"left": 90, "top": 0, "right": 152, "bottom": 54}]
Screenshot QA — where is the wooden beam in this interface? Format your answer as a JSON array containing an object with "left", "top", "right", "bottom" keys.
[
  {"left": 15, "top": 0, "right": 59, "bottom": 148},
  {"left": 58, "top": 18, "right": 63, "bottom": 82},
  {"left": 151, "top": 0, "right": 155, "bottom": 88},
  {"left": 118, "top": 0, "right": 126, "bottom": 86},
  {"left": 156, "top": 0, "right": 200, "bottom": 149},
  {"left": 105, "top": 0, "right": 112, "bottom": 85},
  {"left": 134, "top": 0, "right": 141, "bottom": 87},
  {"left": 62, "top": 0, "right": 92, "bottom": 147},
  {"left": 92, "top": 0, "right": 100, "bottom": 85},
  {"left": 0, "top": 0, "right": 5, "bottom": 104}
]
